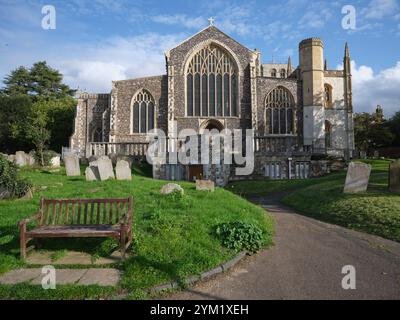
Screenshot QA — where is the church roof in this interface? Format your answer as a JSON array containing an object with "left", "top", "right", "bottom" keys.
[{"left": 165, "top": 25, "right": 255, "bottom": 56}]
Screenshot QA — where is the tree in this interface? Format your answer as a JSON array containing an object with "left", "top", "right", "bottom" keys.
[
  {"left": 2, "top": 66, "right": 31, "bottom": 96},
  {"left": 387, "top": 111, "right": 400, "bottom": 146},
  {"left": 1, "top": 61, "right": 75, "bottom": 99},
  {"left": 25, "top": 99, "right": 51, "bottom": 166},
  {"left": 0, "top": 61, "right": 77, "bottom": 156},
  {"left": 0, "top": 95, "right": 33, "bottom": 153},
  {"left": 354, "top": 113, "right": 372, "bottom": 152}
]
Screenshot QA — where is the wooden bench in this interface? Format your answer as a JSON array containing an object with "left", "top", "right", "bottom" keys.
[{"left": 19, "top": 197, "right": 133, "bottom": 260}]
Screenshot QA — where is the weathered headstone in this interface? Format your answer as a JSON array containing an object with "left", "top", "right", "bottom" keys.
[
  {"left": 50, "top": 156, "right": 60, "bottom": 168},
  {"left": 343, "top": 162, "right": 371, "bottom": 193},
  {"left": 0, "top": 187, "right": 11, "bottom": 200},
  {"left": 97, "top": 156, "right": 115, "bottom": 181},
  {"left": 373, "top": 150, "right": 379, "bottom": 159},
  {"left": 64, "top": 154, "right": 80, "bottom": 176},
  {"left": 25, "top": 153, "right": 35, "bottom": 166},
  {"left": 20, "top": 188, "right": 33, "bottom": 200},
  {"left": 15, "top": 151, "right": 26, "bottom": 167},
  {"left": 389, "top": 160, "right": 400, "bottom": 193},
  {"left": 196, "top": 179, "right": 215, "bottom": 191},
  {"left": 116, "top": 160, "right": 132, "bottom": 181},
  {"left": 7, "top": 155, "right": 15, "bottom": 163},
  {"left": 85, "top": 166, "right": 100, "bottom": 181},
  {"left": 160, "top": 183, "right": 184, "bottom": 195}
]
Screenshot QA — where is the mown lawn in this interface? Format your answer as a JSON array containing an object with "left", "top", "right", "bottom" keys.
[
  {"left": 0, "top": 164, "right": 273, "bottom": 299},
  {"left": 282, "top": 159, "right": 400, "bottom": 242},
  {"left": 228, "top": 159, "right": 400, "bottom": 243}
]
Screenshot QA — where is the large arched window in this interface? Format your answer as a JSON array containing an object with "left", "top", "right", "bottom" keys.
[
  {"left": 186, "top": 44, "right": 238, "bottom": 117},
  {"left": 265, "top": 86, "right": 295, "bottom": 135},
  {"left": 271, "top": 69, "right": 277, "bottom": 78},
  {"left": 280, "top": 69, "right": 286, "bottom": 78},
  {"left": 131, "top": 89, "right": 156, "bottom": 133},
  {"left": 91, "top": 127, "right": 102, "bottom": 142}
]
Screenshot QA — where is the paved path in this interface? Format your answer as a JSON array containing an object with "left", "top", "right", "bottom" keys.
[
  {"left": 0, "top": 268, "right": 120, "bottom": 286},
  {"left": 167, "top": 194, "right": 400, "bottom": 300}
]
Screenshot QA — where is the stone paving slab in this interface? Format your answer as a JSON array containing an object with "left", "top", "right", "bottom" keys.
[
  {"left": 31, "top": 269, "right": 87, "bottom": 285},
  {"left": 26, "top": 250, "right": 125, "bottom": 265},
  {"left": 78, "top": 268, "right": 120, "bottom": 286},
  {"left": 0, "top": 268, "right": 121, "bottom": 286},
  {"left": 0, "top": 268, "right": 42, "bottom": 284}
]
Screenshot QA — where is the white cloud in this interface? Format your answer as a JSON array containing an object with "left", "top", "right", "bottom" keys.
[
  {"left": 362, "top": 0, "right": 400, "bottom": 19},
  {"left": 55, "top": 33, "right": 186, "bottom": 92},
  {"left": 339, "top": 61, "right": 400, "bottom": 117},
  {"left": 150, "top": 14, "right": 206, "bottom": 29}
]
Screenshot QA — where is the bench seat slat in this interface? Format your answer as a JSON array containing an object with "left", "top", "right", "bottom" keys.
[{"left": 26, "top": 225, "right": 120, "bottom": 238}]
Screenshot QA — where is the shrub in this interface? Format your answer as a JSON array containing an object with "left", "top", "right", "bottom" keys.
[
  {"left": 0, "top": 154, "right": 32, "bottom": 199},
  {"left": 31, "top": 149, "right": 58, "bottom": 167},
  {"left": 215, "top": 221, "right": 264, "bottom": 253}
]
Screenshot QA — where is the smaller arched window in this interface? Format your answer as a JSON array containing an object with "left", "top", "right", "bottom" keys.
[
  {"left": 324, "top": 84, "right": 333, "bottom": 108},
  {"left": 265, "top": 86, "right": 296, "bottom": 135},
  {"left": 271, "top": 69, "right": 277, "bottom": 78},
  {"left": 280, "top": 69, "right": 286, "bottom": 78},
  {"left": 325, "top": 120, "right": 332, "bottom": 148},
  {"left": 131, "top": 89, "right": 156, "bottom": 133}
]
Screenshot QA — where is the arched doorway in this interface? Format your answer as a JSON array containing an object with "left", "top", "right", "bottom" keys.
[{"left": 199, "top": 119, "right": 224, "bottom": 133}]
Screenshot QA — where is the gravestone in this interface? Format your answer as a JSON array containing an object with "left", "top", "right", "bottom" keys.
[
  {"left": 15, "top": 151, "right": 26, "bottom": 167},
  {"left": 196, "top": 179, "right": 215, "bottom": 191},
  {"left": 343, "top": 162, "right": 371, "bottom": 193},
  {"left": 160, "top": 183, "right": 184, "bottom": 195},
  {"left": 64, "top": 154, "right": 80, "bottom": 176},
  {"left": 7, "top": 155, "right": 15, "bottom": 163},
  {"left": 25, "top": 153, "right": 35, "bottom": 166},
  {"left": 97, "top": 156, "right": 115, "bottom": 181},
  {"left": 389, "top": 160, "right": 400, "bottom": 193},
  {"left": 50, "top": 156, "right": 60, "bottom": 168},
  {"left": 116, "top": 160, "right": 132, "bottom": 181},
  {"left": 85, "top": 166, "right": 100, "bottom": 181}
]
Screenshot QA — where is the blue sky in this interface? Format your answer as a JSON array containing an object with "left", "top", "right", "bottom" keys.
[{"left": 0, "top": 0, "right": 399, "bottom": 116}]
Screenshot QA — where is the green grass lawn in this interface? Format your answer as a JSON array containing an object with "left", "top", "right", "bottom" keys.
[
  {"left": 282, "top": 159, "right": 400, "bottom": 242},
  {"left": 228, "top": 159, "right": 400, "bottom": 243},
  {"left": 0, "top": 164, "right": 273, "bottom": 299}
]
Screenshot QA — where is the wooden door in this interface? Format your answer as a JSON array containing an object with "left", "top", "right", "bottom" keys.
[{"left": 188, "top": 165, "right": 203, "bottom": 181}]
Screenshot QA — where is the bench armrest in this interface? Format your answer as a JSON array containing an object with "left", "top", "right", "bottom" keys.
[{"left": 19, "top": 214, "right": 39, "bottom": 227}]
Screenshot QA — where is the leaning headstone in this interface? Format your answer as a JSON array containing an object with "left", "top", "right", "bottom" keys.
[
  {"left": 85, "top": 166, "right": 100, "bottom": 181},
  {"left": 196, "top": 179, "right": 215, "bottom": 191},
  {"left": 97, "top": 156, "right": 115, "bottom": 181},
  {"left": 20, "top": 188, "right": 33, "bottom": 200},
  {"left": 15, "top": 151, "right": 26, "bottom": 167},
  {"left": 343, "top": 162, "right": 371, "bottom": 193},
  {"left": 64, "top": 154, "right": 80, "bottom": 176},
  {"left": 50, "top": 156, "right": 60, "bottom": 168},
  {"left": 389, "top": 160, "right": 400, "bottom": 193},
  {"left": 160, "top": 183, "right": 184, "bottom": 195},
  {"left": 116, "top": 160, "right": 132, "bottom": 181}
]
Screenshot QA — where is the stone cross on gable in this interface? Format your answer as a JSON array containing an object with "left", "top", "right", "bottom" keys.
[{"left": 208, "top": 17, "right": 215, "bottom": 26}]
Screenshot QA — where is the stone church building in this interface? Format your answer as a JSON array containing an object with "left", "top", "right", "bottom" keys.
[{"left": 70, "top": 24, "right": 354, "bottom": 184}]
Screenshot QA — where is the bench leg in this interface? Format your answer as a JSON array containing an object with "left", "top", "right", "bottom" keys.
[
  {"left": 120, "top": 231, "right": 126, "bottom": 260},
  {"left": 20, "top": 227, "right": 26, "bottom": 260}
]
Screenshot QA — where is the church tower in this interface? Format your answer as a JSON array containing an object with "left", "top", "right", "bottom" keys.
[{"left": 299, "top": 38, "right": 325, "bottom": 151}]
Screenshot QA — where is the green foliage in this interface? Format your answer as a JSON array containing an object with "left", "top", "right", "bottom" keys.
[
  {"left": 215, "top": 221, "right": 265, "bottom": 253},
  {"left": 0, "top": 155, "right": 32, "bottom": 198},
  {"left": 0, "top": 168, "right": 273, "bottom": 299},
  {"left": 387, "top": 111, "right": 400, "bottom": 146},
  {"left": 0, "top": 95, "right": 33, "bottom": 153},
  {"left": 31, "top": 149, "right": 58, "bottom": 167},
  {"left": 0, "top": 62, "right": 76, "bottom": 154},
  {"left": 1, "top": 61, "right": 75, "bottom": 99}
]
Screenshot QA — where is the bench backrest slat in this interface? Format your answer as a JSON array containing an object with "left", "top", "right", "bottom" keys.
[{"left": 38, "top": 197, "right": 132, "bottom": 226}]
